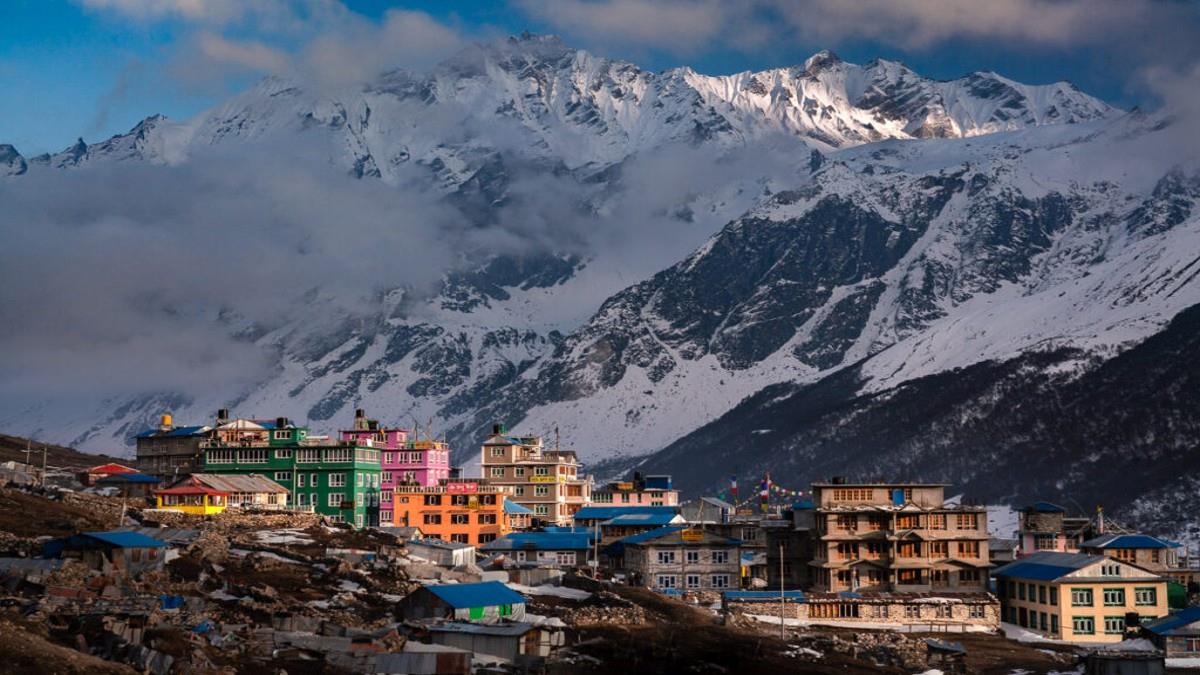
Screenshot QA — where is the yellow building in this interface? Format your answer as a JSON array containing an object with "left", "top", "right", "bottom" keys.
[
  {"left": 994, "top": 551, "right": 1169, "bottom": 642},
  {"left": 154, "top": 484, "right": 229, "bottom": 515}
]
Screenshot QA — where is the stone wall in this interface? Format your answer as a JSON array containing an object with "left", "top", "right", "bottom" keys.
[{"left": 726, "top": 595, "right": 1000, "bottom": 628}]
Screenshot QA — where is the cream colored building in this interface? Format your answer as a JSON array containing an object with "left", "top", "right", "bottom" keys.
[
  {"left": 994, "top": 551, "right": 1169, "bottom": 643},
  {"left": 809, "top": 482, "right": 990, "bottom": 592},
  {"left": 480, "top": 426, "right": 591, "bottom": 526}
]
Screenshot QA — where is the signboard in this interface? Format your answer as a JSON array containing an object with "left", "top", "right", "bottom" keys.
[
  {"left": 446, "top": 482, "right": 478, "bottom": 494},
  {"left": 529, "top": 475, "right": 561, "bottom": 484},
  {"left": 680, "top": 529, "right": 704, "bottom": 542},
  {"left": 467, "top": 495, "right": 480, "bottom": 510},
  {"left": 339, "top": 501, "right": 355, "bottom": 510},
  {"left": 615, "top": 482, "right": 634, "bottom": 491}
]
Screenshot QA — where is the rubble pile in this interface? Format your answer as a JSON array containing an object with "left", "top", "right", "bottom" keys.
[{"left": 557, "top": 590, "right": 650, "bottom": 626}]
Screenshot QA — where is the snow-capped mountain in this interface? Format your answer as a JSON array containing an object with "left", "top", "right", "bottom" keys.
[{"left": 4, "top": 35, "right": 1197, "bottom": 532}]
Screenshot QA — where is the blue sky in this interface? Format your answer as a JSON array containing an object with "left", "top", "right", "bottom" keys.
[{"left": 2, "top": 0, "right": 1197, "bottom": 155}]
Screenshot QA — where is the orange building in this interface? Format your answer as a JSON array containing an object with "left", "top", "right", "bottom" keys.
[{"left": 391, "top": 480, "right": 512, "bottom": 546}]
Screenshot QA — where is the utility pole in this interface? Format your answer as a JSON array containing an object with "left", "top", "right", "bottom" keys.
[
  {"left": 779, "top": 542, "right": 786, "bottom": 641},
  {"left": 41, "top": 443, "right": 48, "bottom": 487},
  {"left": 24, "top": 437, "right": 31, "bottom": 465}
]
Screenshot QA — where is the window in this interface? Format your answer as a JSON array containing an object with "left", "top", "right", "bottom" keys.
[
  {"left": 355, "top": 514, "right": 363, "bottom": 528},
  {"left": 1018, "top": 582, "right": 1026, "bottom": 601},
  {"left": 381, "top": 471, "right": 392, "bottom": 483},
  {"left": 498, "top": 604, "right": 512, "bottom": 617},
  {"left": 534, "top": 504, "right": 549, "bottom": 515},
  {"left": 535, "top": 486, "right": 549, "bottom": 497},
  {"left": 423, "top": 494, "right": 442, "bottom": 506},
  {"left": 905, "top": 605, "right": 921, "bottom": 619},
  {"left": 451, "top": 514, "right": 470, "bottom": 525},
  {"left": 1115, "top": 548, "right": 1135, "bottom": 562},
  {"left": 712, "top": 550, "right": 729, "bottom": 564},
  {"left": 490, "top": 467, "right": 505, "bottom": 478},
  {"left": 515, "top": 486, "right": 525, "bottom": 496},
  {"left": 478, "top": 514, "right": 496, "bottom": 525},
  {"left": 1186, "top": 638, "right": 1200, "bottom": 654},
  {"left": 380, "top": 510, "right": 391, "bottom": 522},
  {"left": 327, "top": 493, "right": 345, "bottom": 507},
  {"left": 929, "top": 541, "right": 948, "bottom": 557},
  {"left": 896, "top": 515, "right": 920, "bottom": 529},
  {"left": 960, "top": 569, "right": 981, "bottom": 583},
  {"left": 956, "top": 541, "right": 980, "bottom": 558},
  {"left": 686, "top": 574, "right": 701, "bottom": 589},
  {"left": 955, "top": 513, "right": 978, "bottom": 529},
  {"left": 297, "top": 449, "right": 319, "bottom": 463},
  {"left": 207, "top": 449, "right": 235, "bottom": 464},
  {"left": 1051, "top": 615, "right": 1059, "bottom": 634},
  {"left": 380, "top": 490, "right": 393, "bottom": 503},
  {"left": 1101, "top": 563, "right": 1121, "bottom": 576},
  {"left": 354, "top": 473, "right": 362, "bottom": 487},
  {"left": 898, "top": 542, "right": 920, "bottom": 558},
  {"left": 383, "top": 453, "right": 393, "bottom": 464},
  {"left": 1038, "top": 585, "right": 1047, "bottom": 604},
  {"left": 535, "top": 466, "right": 549, "bottom": 476},
  {"left": 450, "top": 533, "right": 469, "bottom": 543},
  {"left": 296, "top": 493, "right": 308, "bottom": 506},
  {"left": 1103, "top": 588, "right": 1125, "bottom": 606},
  {"left": 1073, "top": 616, "right": 1095, "bottom": 635},
  {"left": 1134, "top": 587, "right": 1157, "bottom": 606},
  {"left": 310, "top": 473, "right": 318, "bottom": 486},
  {"left": 514, "top": 467, "right": 526, "bottom": 476},
  {"left": 478, "top": 533, "right": 497, "bottom": 544},
  {"left": 836, "top": 515, "right": 857, "bottom": 531},
  {"left": 1071, "top": 588, "right": 1093, "bottom": 606},
  {"left": 1040, "top": 612, "right": 1048, "bottom": 631},
  {"left": 274, "top": 471, "right": 291, "bottom": 482},
  {"left": 658, "top": 551, "right": 676, "bottom": 564},
  {"left": 831, "top": 488, "right": 874, "bottom": 501},
  {"left": 968, "top": 605, "right": 985, "bottom": 619},
  {"left": 686, "top": 550, "right": 700, "bottom": 564},
  {"left": 657, "top": 575, "right": 677, "bottom": 589},
  {"left": 423, "top": 514, "right": 442, "bottom": 525},
  {"left": 329, "top": 473, "right": 346, "bottom": 487},
  {"left": 491, "top": 447, "right": 504, "bottom": 457},
  {"left": 929, "top": 513, "right": 946, "bottom": 529},
  {"left": 272, "top": 430, "right": 290, "bottom": 440},
  {"left": 1104, "top": 615, "right": 1125, "bottom": 635},
  {"left": 297, "top": 474, "right": 306, "bottom": 488},
  {"left": 936, "top": 604, "right": 952, "bottom": 619},
  {"left": 1035, "top": 534, "right": 1056, "bottom": 550},
  {"left": 1050, "top": 587, "right": 1058, "bottom": 606},
  {"left": 275, "top": 448, "right": 292, "bottom": 459},
  {"left": 898, "top": 569, "right": 921, "bottom": 584},
  {"left": 711, "top": 574, "right": 730, "bottom": 589},
  {"left": 324, "top": 448, "right": 352, "bottom": 463},
  {"left": 931, "top": 570, "right": 949, "bottom": 587},
  {"left": 556, "top": 551, "right": 576, "bottom": 565}
]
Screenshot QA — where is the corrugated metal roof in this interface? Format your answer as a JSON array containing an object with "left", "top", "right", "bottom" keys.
[
  {"left": 573, "top": 505, "right": 680, "bottom": 521},
  {"left": 480, "top": 532, "right": 594, "bottom": 551},
  {"left": 992, "top": 551, "right": 1103, "bottom": 580},
  {"left": 427, "top": 621, "right": 536, "bottom": 636},
  {"left": 135, "top": 425, "right": 209, "bottom": 439},
  {"left": 1026, "top": 501, "right": 1066, "bottom": 513},
  {"left": 424, "top": 581, "right": 525, "bottom": 609},
  {"left": 114, "top": 527, "right": 200, "bottom": 545},
  {"left": 188, "top": 473, "right": 288, "bottom": 494},
  {"left": 77, "top": 531, "right": 167, "bottom": 548},
  {"left": 1080, "top": 534, "right": 1178, "bottom": 550},
  {"left": 1143, "top": 607, "right": 1200, "bottom": 636},
  {"left": 97, "top": 473, "right": 159, "bottom": 484},
  {"left": 602, "top": 512, "right": 681, "bottom": 526},
  {"left": 411, "top": 538, "right": 474, "bottom": 551},
  {"left": 503, "top": 500, "right": 533, "bottom": 514},
  {"left": 724, "top": 590, "right": 805, "bottom": 601}
]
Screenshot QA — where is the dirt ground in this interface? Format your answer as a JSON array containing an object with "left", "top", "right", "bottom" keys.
[
  {"left": 0, "top": 488, "right": 121, "bottom": 537},
  {"left": 0, "top": 617, "right": 136, "bottom": 675},
  {"left": 0, "top": 433, "right": 126, "bottom": 470}
]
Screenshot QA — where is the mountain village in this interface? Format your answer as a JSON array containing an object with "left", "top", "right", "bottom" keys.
[{"left": 0, "top": 408, "right": 1196, "bottom": 674}]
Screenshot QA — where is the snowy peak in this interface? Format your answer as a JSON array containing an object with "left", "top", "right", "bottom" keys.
[{"left": 682, "top": 51, "right": 1117, "bottom": 148}]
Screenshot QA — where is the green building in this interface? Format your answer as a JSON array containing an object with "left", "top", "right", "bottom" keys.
[{"left": 200, "top": 416, "right": 381, "bottom": 527}]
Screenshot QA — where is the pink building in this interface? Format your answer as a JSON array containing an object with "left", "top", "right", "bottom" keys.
[{"left": 339, "top": 409, "right": 451, "bottom": 526}]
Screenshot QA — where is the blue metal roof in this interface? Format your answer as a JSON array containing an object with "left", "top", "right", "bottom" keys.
[
  {"left": 480, "top": 532, "right": 595, "bottom": 551},
  {"left": 77, "top": 531, "right": 168, "bottom": 548},
  {"left": 1080, "top": 534, "right": 1177, "bottom": 550},
  {"left": 613, "top": 525, "right": 687, "bottom": 546},
  {"left": 135, "top": 425, "right": 208, "bottom": 439},
  {"left": 791, "top": 498, "right": 815, "bottom": 510},
  {"left": 992, "top": 552, "right": 1103, "bottom": 581},
  {"left": 1143, "top": 607, "right": 1200, "bottom": 636},
  {"left": 1026, "top": 501, "right": 1066, "bottom": 513},
  {"left": 96, "top": 473, "right": 160, "bottom": 484},
  {"left": 573, "top": 505, "right": 679, "bottom": 521},
  {"left": 602, "top": 512, "right": 680, "bottom": 526},
  {"left": 502, "top": 500, "right": 534, "bottom": 514},
  {"left": 424, "top": 581, "right": 525, "bottom": 609},
  {"left": 724, "top": 590, "right": 805, "bottom": 602}
]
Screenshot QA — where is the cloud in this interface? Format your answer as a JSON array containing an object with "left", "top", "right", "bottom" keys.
[
  {"left": 197, "top": 32, "right": 291, "bottom": 74},
  {"left": 74, "top": 0, "right": 334, "bottom": 29},
  {"left": 518, "top": 0, "right": 1200, "bottom": 58},
  {"left": 300, "top": 9, "right": 467, "bottom": 88}
]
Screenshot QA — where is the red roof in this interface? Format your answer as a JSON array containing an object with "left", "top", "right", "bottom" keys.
[
  {"left": 89, "top": 463, "right": 138, "bottom": 474},
  {"left": 155, "top": 485, "right": 229, "bottom": 496}
]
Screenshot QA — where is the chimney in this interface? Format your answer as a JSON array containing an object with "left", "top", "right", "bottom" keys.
[
  {"left": 276, "top": 417, "right": 289, "bottom": 429},
  {"left": 356, "top": 408, "right": 365, "bottom": 419},
  {"left": 1097, "top": 506, "right": 1105, "bottom": 534},
  {"left": 831, "top": 476, "right": 847, "bottom": 485},
  {"left": 217, "top": 408, "right": 230, "bottom": 424},
  {"left": 159, "top": 413, "right": 173, "bottom": 432}
]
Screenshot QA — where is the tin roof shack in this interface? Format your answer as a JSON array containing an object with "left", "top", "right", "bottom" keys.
[
  {"left": 407, "top": 539, "right": 477, "bottom": 567},
  {"left": 480, "top": 531, "right": 595, "bottom": 569},
  {"left": 50, "top": 531, "right": 166, "bottom": 577},
  {"left": 680, "top": 497, "right": 736, "bottom": 525},
  {"left": 399, "top": 581, "right": 527, "bottom": 622},
  {"left": 572, "top": 505, "right": 683, "bottom": 545},
  {"left": 78, "top": 463, "right": 138, "bottom": 487},
  {"left": 375, "top": 642, "right": 471, "bottom": 675},
  {"left": 167, "top": 473, "right": 289, "bottom": 510},
  {"left": 94, "top": 472, "right": 159, "bottom": 499},
  {"left": 619, "top": 526, "right": 741, "bottom": 591},
  {"left": 994, "top": 551, "right": 1169, "bottom": 643},
  {"left": 503, "top": 499, "right": 534, "bottom": 531},
  {"left": 1142, "top": 607, "right": 1200, "bottom": 659},
  {"left": 0, "top": 460, "right": 42, "bottom": 488},
  {"left": 1080, "top": 534, "right": 1183, "bottom": 574},
  {"left": 425, "top": 621, "right": 564, "bottom": 667}
]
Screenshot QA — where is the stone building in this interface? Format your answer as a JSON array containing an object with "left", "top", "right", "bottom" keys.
[
  {"left": 134, "top": 414, "right": 211, "bottom": 478},
  {"left": 1015, "top": 502, "right": 1096, "bottom": 556},
  {"left": 618, "top": 526, "right": 741, "bottom": 591},
  {"left": 1143, "top": 607, "right": 1200, "bottom": 658},
  {"left": 809, "top": 481, "right": 991, "bottom": 593},
  {"left": 762, "top": 498, "right": 816, "bottom": 590},
  {"left": 592, "top": 473, "right": 679, "bottom": 506},
  {"left": 721, "top": 590, "right": 999, "bottom": 629}
]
